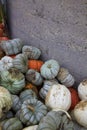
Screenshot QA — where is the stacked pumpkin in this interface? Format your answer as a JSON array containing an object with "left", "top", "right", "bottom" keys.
[{"left": 0, "top": 38, "right": 86, "bottom": 130}]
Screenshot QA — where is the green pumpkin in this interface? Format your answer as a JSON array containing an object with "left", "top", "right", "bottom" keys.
[
  {"left": 13, "top": 53, "right": 28, "bottom": 73},
  {"left": 40, "top": 59, "right": 60, "bottom": 79},
  {"left": 0, "top": 38, "right": 23, "bottom": 55},
  {"left": 19, "top": 89, "right": 38, "bottom": 103},
  {"left": 22, "top": 45, "right": 41, "bottom": 59},
  {"left": 0, "top": 68, "right": 25, "bottom": 94},
  {"left": 1, "top": 117, "right": 23, "bottom": 130},
  {"left": 11, "top": 95, "right": 22, "bottom": 112},
  {"left": 26, "top": 69, "right": 43, "bottom": 86},
  {"left": 37, "top": 111, "right": 74, "bottom": 130},
  {"left": 0, "top": 87, "right": 12, "bottom": 119},
  {"left": 20, "top": 98, "right": 48, "bottom": 126}
]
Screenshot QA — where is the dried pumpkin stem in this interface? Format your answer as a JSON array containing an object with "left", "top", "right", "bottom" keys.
[{"left": 27, "top": 105, "right": 34, "bottom": 112}]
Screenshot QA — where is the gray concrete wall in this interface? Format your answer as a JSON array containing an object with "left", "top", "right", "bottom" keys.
[{"left": 7, "top": 0, "right": 87, "bottom": 86}]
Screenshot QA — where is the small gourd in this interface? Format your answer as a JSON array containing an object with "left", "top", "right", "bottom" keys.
[
  {"left": 28, "top": 60, "right": 44, "bottom": 72},
  {"left": 39, "top": 79, "right": 58, "bottom": 99},
  {"left": 11, "top": 95, "right": 22, "bottom": 112},
  {"left": 0, "top": 47, "right": 5, "bottom": 59},
  {"left": 13, "top": 53, "right": 28, "bottom": 73},
  {"left": 0, "top": 38, "right": 23, "bottom": 55},
  {"left": 19, "top": 89, "right": 37, "bottom": 103},
  {"left": 45, "top": 84, "right": 71, "bottom": 111},
  {"left": 0, "top": 67, "right": 25, "bottom": 94},
  {"left": 0, "top": 117, "right": 23, "bottom": 130},
  {"left": 26, "top": 69, "right": 43, "bottom": 86},
  {"left": 0, "top": 56, "right": 13, "bottom": 71},
  {"left": 22, "top": 45, "right": 41, "bottom": 59},
  {"left": 20, "top": 98, "right": 48, "bottom": 126},
  {"left": 78, "top": 79, "right": 87, "bottom": 100},
  {"left": 57, "top": 67, "right": 75, "bottom": 87},
  {"left": 23, "top": 125, "right": 38, "bottom": 130},
  {"left": 37, "top": 111, "right": 74, "bottom": 130},
  {"left": 0, "top": 87, "right": 12, "bottom": 118},
  {"left": 40, "top": 59, "right": 60, "bottom": 79}
]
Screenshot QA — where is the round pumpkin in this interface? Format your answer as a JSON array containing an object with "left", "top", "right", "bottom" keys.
[
  {"left": 57, "top": 67, "right": 75, "bottom": 87},
  {"left": 40, "top": 59, "right": 60, "bottom": 79},
  {"left": 37, "top": 111, "right": 74, "bottom": 130},
  {"left": 39, "top": 79, "right": 58, "bottom": 99},
  {"left": 0, "top": 67, "right": 25, "bottom": 94},
  {"left": 1, "top": 117, "right": 23, "bottom": 130},
  {"left": 13, "top": 53, "right": 28, "bottom": 73},
  {"left": 26, "top": 69, "right": 43, "bottom": 86},
  {"left": 22, "top": 45, "right": 41, "bottom": 59},
  {"left": 0, "top": 87, "right": 12, "bottom": 118},
  {"left": 28, "top": 60, "right": 44, "bottom": 72},
  {"left": 19, "top": 89, "right": 37, "bottom": 103},
  {"left": 20, "top": 98, "right": 48, "bottom": 126}
]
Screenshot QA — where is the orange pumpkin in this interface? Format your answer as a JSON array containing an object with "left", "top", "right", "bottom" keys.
[
  {"left": 25, "top": 83, "right": 38, "bottom": 95},
  {"left": 68, "top": 87, "right": 80, "bottom": 110},
  {"left": 28, "top": 60, "right": 44, "bottom": 72}
]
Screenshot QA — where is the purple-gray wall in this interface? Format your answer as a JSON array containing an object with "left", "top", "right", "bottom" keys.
[{"left": 7, "top": 0, "right": 87, "bottom": 86}]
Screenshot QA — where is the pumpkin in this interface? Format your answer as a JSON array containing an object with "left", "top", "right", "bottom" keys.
[
  {"left": 25, "top": 83, "right": 38, "bottom": 95},
  {"left": 0, "top": 47, "right": 5, "bottom": 59},
  {"left": 0, "top": 67, "right": 25, "bottom": 94},
  {"left": 26, "top": 69, "right": 43, "bottom": 86},
  {"left": 11, "top": 95, "right": 22, "bottom": 112},
  {"left": 0, "top": 87, "right": 12, "bottom": 118},
  {"left": 19, "top": 89, "right": 37, "bottom": 103},
  {"left": 0, "top": 117, "right": 23, "bottom": 130},
  {"left": 0, "top": 56, "right": 13, "bottom": 71},
  {"left": 57, "top": 67, "right": 75, "bottom": 87},
  {"left": 37, "top": 111, "right": 74, "bottom": 130},
  {"left": 28, "top": 60, "right": 44, "bottom": 72},
  {"left": 45, "top": 84, "right": 71, "bottom": 111},
  {"left": 78, "top": 79, "right": 87, "bottom": 100},
  {"left": 13, "top": 53, "right": 28, "bottom": 73},
  {"left": 0, "top": 38, "right": 23, "bottom": 55},
  {"left": 20, "top": 98, "right": 48, "bottom": 126},
  {"left": 23, "top": 125, "right": 38, "bottom": 130},
  {"left": 39, "top": 79, "right": 58, "bottom": 99},
  {"left": 40, "top": 59, "right": 60, "bottom": 79},
  {"left": 22, "top": 45, "right": 41, "bottom": 59},
  {"left": 0, "top": 37, "right": 9, "bottom": 41},
  {"left": 74, "top": 100, "right": 87, "bottom": 128},
  {"left": 68, "top": 87, "right": 80, "bottom": 110}
]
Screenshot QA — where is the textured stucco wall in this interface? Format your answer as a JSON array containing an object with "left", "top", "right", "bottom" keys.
[{"left": 7, "top": 0, "right": 87, "bottom": 86}]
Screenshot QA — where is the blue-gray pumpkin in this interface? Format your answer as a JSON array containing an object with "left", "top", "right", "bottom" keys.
[
  {"left": 40, "top": 59, "right": 60, "bottom": 79},
  {"left": 0, "top": 68, "right": 25, "bottom": 94}
]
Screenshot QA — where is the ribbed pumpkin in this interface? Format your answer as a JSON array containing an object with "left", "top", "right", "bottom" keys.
[
  {"left": 13, "top": 53, "right": 28, "bottom": 73},
  {"left": 0, "top": 117, "right": 23, "bottom": 130},
  {"left": 37, "top": 111, "right": 74, "bottom": 130},
  {"left": 22, "top": 45, "right": 41, "bottom": 59},
  {"left": 0, "top": 38, "right": 23, "bottom": 55},
  {"left": 0, "top": 47, "right": 5, "bottom": 59},
  {"left": 40, "top": 59, "right": 60, "bottom": 79},
  {"left": 39, "top": 79, "right": 58, "bottom": 99},
  {"left": 11, "top": 95, "right": 22, "bottom": 112},
  {"left": 28, "top": 60, "right": 44, "bottom": 72},
  {"left": 23, "top": 125, "right": 38, "bottom": 130},
  {"left": 19, "top": 89, "right": 37, "bottom": 103},
  {"left": 0, "top": 87, "right": 12, "bottom": 118},
  {"left": 26, "top": 69, "right": 43, "bottom": 86},
  {"left": 57, "top": 67, "right": 75, "bottom": 87},
  {"left": 0, "top": 67, "right": 25, "bottom": 94},
  {"left": 0, "top": 56, "right": 13, "bottom": 71},
  {"left": 20, "top": 98, "right": 48, "bottom": 126}
]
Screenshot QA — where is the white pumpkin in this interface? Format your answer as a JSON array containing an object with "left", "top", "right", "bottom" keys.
[
  {"left": 45, "top": 84, "right": 71, "bottom": 111},
  {"left": 74, "top": 100, "right": 87, "bottom": 128},
  {"left": 0, "top": 56, "right": 13, "bottom": 71},
  {"left": 78, "top": 79, "right": 87, "bottom": 100},
  {"left": 57, "top": 67, "right": 75, "bottom": 87},
  {"left": 23, "top": 125, "right": 38, "bottom": 130}
]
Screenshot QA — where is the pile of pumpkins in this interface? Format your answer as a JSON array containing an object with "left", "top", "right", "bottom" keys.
[{"left": 0, "top": 38, "right": 87, "bottom": 130}]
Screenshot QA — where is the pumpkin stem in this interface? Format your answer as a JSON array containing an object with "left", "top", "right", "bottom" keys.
[{"left": 27, "top": 105, "right": 34, "bottom": 112}]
